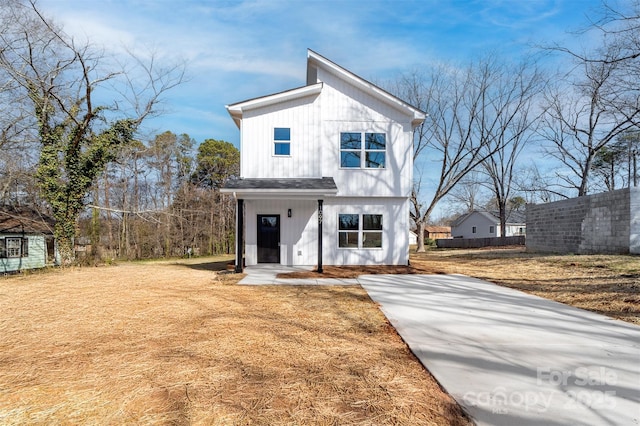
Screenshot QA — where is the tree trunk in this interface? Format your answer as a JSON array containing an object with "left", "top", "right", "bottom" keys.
[
  {"left": 56, "top": 234, "right": 75, "bottom": 267},
  {"left": 499, "top": 202, "right": 507, "bottom": 238}
]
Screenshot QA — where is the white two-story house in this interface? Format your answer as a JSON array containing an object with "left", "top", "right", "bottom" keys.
[{"left": 221, "top": 50, "right": 425, "bottom": 272}]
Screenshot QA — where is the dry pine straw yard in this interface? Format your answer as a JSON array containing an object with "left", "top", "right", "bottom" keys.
[
  {"left": 282, "top": 247, "right": 640, "bottom": 325},
  {"left": 0, "top": 257, "right": 470, "bottom": 426}
]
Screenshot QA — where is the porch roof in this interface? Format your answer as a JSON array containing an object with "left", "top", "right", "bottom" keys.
[{"left": 221, "top": 177, "right": 338, "bottom": 199}]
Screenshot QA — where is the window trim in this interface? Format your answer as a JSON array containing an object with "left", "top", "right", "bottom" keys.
[
  {"left": 338, "top": 213, "right": 383, "bottom": 249},
  {"left": 273, "top": 127, "right": 291, "bottom": 157},
  {"left": 339, "top": 131, "right": 386, "bottom": 169},
  {"left": 1, "top": 237, "right": 28, "bottom": 258}
]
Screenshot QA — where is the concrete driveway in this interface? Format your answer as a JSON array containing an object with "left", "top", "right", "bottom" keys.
[{"left": 359, "top": 274, "right": 640, "bottom": 426}]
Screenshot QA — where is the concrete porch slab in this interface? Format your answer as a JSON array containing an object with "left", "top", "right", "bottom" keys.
[{"left": 239, "top": 264, "right": 359, "bottom": 285}]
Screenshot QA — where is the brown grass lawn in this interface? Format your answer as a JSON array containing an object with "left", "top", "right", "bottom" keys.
[
  {"left": 410, "top": 247, "right": 640, "bottom": 325},
  {"left": 282, "top": 247, "right": 640, "bottom": 325},
  {"left": 0, "top": 257, "right": 470, "bottom": 425}
]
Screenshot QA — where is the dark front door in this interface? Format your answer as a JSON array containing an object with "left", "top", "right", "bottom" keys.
[{"left": 257, "top": 215, "right": 280, "bottom": 263}]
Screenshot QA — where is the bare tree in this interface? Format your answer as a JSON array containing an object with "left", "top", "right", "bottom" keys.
[
  {"left": 542, "top": 1, "right": 640, "bottom": 196},
  {"left": 541, "top": 58, "right": 638, "bottom": 196},
  {"left": 514, "top": 164, "right": 565, "bottom": 204},
  {"left": 445, "top": 172, "right": 488, "bottom": 213},
  {"left": 394, "top": 56, "right": 543, "bottom": 251},
  {"left": 0, "top": 0, "right": 184, "bottom": 264},
  {"left": 481, "top": 60, "right": 544, "bottom": 237}
]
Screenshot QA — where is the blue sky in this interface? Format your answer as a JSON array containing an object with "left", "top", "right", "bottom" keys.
[{"left": 39, "top": 0, "right": 604, "bottom": 147}]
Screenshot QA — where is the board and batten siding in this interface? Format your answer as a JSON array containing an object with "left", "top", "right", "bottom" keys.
[
  {"left": 0, "top": 234, "right": 47, "bottom": 273},
  {"left": 243, "top": 197, "right": 409, "bottom": 266},
  {"left": 243, "top": 199, "right": 318, "bottom": 266},
  {"left": 316, "top": 70, "right": 413, "bottom": 198},
  {"left": 323, "top": 197, "right": 410, "bottom": 266},
  {"left": 241, "top": 94, "right": 321, "bottom": 179}
]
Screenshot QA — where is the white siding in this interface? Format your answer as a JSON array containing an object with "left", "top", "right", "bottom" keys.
[
  {"left": 452, "top": 214, "right": 496, "bottom": 239},
  {"left": 244, "top": 199, "right": 318, "bottom": 266},
  {"left": 234, "top": 55, "right": 419, "bottom": 267},
  {"left": 502, "top": 224, "right": 526, "bottom": 237},
  {"left": 322, "top": 197, "right": 409, "bottom": 265},
  {"left": 317, "top": 70, "right": 413, "bottom": 198},
  {"left": 239, "top": 67, "right": 415, "bottom": 198},
  {"left": 241, "top": 94, "right": 321, "bottom": 179},
  {"left": 243, "top": 197, "right": 409, "bottom": 266}
]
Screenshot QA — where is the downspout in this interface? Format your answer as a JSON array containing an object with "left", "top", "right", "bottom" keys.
[
  {"left": 317, "top": 199, "right": 323, "bottom": 273},
  {"left": 235, "top": 198, "right": 244, "bottom": 273}
]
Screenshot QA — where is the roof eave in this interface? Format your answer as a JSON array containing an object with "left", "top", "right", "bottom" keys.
[
  {"left": 307, "top": 49, "right": 426, "bottom": 126},
  {"left": 225, "top": 83, "right": 323, "bottom": 125},
  {"left": 220, "top": 188, "right": 338, "bottom": 200}
]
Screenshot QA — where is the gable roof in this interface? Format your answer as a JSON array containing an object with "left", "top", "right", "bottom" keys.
[
  {"left": 451, "top": 210, "right": 526, "bottom": 227},
  {"left": 225, "top": 49, "right": 426, "bottom": 128},
  {"left": 0, "top": 207, "right": 54, "bottom": 235},
  {"left": 306, "top": 49, "right": 426, "bottom": 127},
  {"left": 226, "top": 83, "right": 323, "bottom": 129},
  {"left": 425, "top": 226, "right": 451, "bottom": 234}
]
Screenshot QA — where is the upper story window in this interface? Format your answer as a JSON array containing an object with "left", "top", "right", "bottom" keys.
[
  {"left": 340, "top": 132, "right": 386, "bottom": 168},
  {"left": 274, "top": 127, "right": 290, "bottom": 156}
]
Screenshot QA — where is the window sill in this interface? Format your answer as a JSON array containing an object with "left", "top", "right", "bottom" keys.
[
  {"left": 337, "top": 247, "right": 383, "bottom": 250},
  {"left": 338, "top": 167, "right": 386, "bottom": 170}
]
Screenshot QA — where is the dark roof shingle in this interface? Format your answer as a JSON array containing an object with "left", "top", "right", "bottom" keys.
[
  {"left": 0, "top": 207, "right": 55, "bottom": 234},
  {"left": 223, "top": 177, "right": 337, "bottom": 191}
]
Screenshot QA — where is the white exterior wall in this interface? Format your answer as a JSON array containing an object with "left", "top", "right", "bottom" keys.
[
  {"left": 240, "top": 94, "right": 321, "bottom": 179},
  {"left": 323, "top": 197, "right": 409, "bottom": 265},
  {"left": 243, "top": 197, "right": 409, "bottom": 266},
  {"left": 501, "top": 224, "right": 526, "bottom": 237},
  {"left": 316, "top": 69, "right": 413, "bottom": 197},
  {"left": 244, "top": 199, "right": 319, "bottom": 266},
  {"left": 234, "top": 55, "right": 419, "bottom": 266},
  {"left": 453, "top": 214, "right": 496, "bottom": 239}
]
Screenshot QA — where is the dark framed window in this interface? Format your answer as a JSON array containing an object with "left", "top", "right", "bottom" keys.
[
  {"left": 472, "top": 226, "right": 477, "bottom": 234},
  {"left": 0, "top": 237, "right": 28, "bottom": 258},
  {"left": 363, "top": 214, "right": 383, "bottom": 248},
  {"left": 274, "top": 127, "right": 291, "bottom": 156},
  {"left": 338, "top": 214, "right": 359, "bottom": 248},
  {"left": 340, "top": 132, "right": 386, "bottom": 168},
  {"left": 340, "top": 132, "right": 361, "bottom": 168},
  {"left": 338, "top": 213, "right": 383, "bottom": 248},
  {"left": 489, "top": 226, "right": 495, "bottom": 233},
  {"left": 365, "top": 133, "right": 386, "bottom": 168}
]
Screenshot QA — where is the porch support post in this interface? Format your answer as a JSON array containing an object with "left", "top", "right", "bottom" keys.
[
  {"left": 235, "top": 198, "right": 244, "bottom": 273},
  {"left": 317, "top": 199, "right": 323, "bottom": 273}
]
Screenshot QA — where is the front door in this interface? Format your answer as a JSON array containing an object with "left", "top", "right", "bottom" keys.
[{"left": 257, "top": 215, "right": 280, "bottom": 263}]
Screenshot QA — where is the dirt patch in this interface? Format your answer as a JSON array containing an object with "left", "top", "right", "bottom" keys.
[
  {"left": 277, "top": 264, "right": 445, "bottom": 279},
  {"left": 280, "top": 247, "right": 639, "bottom": 325},
  {"left": 0, "top": 256, "right": 470, "bottom": 425}
]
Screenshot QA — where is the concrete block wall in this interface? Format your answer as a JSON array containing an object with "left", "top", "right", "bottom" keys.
[
  {"left": 526, "top": 188, "right": 633, "bottom": 254},
  {"left": 631, "top": 187, "right": 640, "bottom": 254}
]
